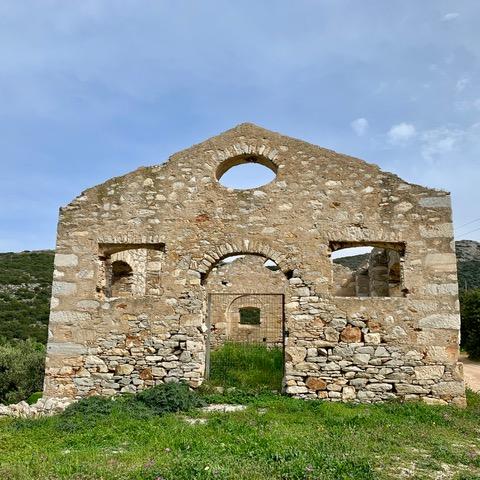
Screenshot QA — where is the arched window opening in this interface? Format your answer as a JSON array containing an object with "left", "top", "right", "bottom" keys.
[
  {"left": 111, "top": 260, "right": 133, "bottom": 297},
  {"left": 239, "top": 307, "right": 261, "bottom": 325}
]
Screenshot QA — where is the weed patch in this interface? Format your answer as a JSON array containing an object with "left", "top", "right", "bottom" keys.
[{"left": 209, "top": 342, "right": 283, "bottom": 391}]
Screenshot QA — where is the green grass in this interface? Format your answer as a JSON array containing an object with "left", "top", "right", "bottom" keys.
[
  {"left": 209, "top": 342, "right": 283, "bottom": 391},
  {"left": 1, "top": 390, "right": 480, "bottom": 480}
]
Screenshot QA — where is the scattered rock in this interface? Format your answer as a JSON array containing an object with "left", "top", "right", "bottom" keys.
[
  {"left": 0, "top": 397, "right": 75, "bottom": 418},
  {"left": 201, "top": 404, "right": 247, "bottom": 413}
]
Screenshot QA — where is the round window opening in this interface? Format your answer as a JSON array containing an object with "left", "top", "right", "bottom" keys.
[{"left": 216, "top": 154, "right": 277, "bottom": 189}]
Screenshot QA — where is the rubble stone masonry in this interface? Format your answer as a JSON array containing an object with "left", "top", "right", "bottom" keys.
[{"left": 44, "top": 123, "right": 465, "bottom": 405}]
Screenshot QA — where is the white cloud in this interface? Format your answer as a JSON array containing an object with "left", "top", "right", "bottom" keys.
[
  {"left": 388, "top": 123, "right": 416, "bottom": 144},
  {"left": 416, "top": 122, "right": 480, "bottom": 163},
  {"left": 456, "top": 76, "right": 470, "bottom": 92},
  {"left": 421, "top": 127, "right": 464, "bottom": 161},
  {"left": 442, "top": 12, "right": 460, "bottom": 21},
  {"left": 351, "top": 118, "right": 369, "bottom": 136}
]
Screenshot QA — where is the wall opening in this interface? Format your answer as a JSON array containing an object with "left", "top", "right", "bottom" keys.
[
  {"left": 239, "top": 306, "right": 261, "bottom": 325},
  {"left": 216, "top": 154, "right": 277, "bottom": 189},
  {"left": 330, "top": 242, "right": 406, "bottom": 297},
  {"left": 98, "top": 243, "right": 165, "bottom": 298},
  {"left": 203, "top": 253, "right": 286, "bottom": 391}
]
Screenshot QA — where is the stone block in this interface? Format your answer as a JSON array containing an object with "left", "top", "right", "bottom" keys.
[
  {"left": 52, "top": 282, "right": 77, "bottom": 296},
  {"left": 286, "top": 385, "right": 308, "bottom": 394},
  {"left": 352, "top": 353, "right": 370, "bottom": 365},
  {"left": 340, "top": 325, "right": 362, "bottom": 343},
  {"left": 419, "top": 314, "right": 460, "bottom": 329},
  {"left": 431, "top": 381, "right": 465, "bottom": 397},
  {"left": 49, "top": 311, "right": 90, "bottom": 325},
  {"left": 414, "top": 365, "right": 445, "bottom": 380},
  {"left": 54, "top": 254, "right": 78, "bottom": 268},
  {"left": 342, "top": 386, "right": 356, "bottom": 401},
  {"left": 418, "top": 196, "right": 450, "bottom": 208},
  {"left": 324, "top": 327, "right": 339, "bottom": 342},
  {"left": 152, "top": 367, "right": 166, "bottom": 377},
  {"left": 424, "top": 253, "right": 457, "bottom": 272},
  {"left": 363, "top": 333, "right": 381, "bottom": 344},
  {"left": 115, "top": 364, "right": 134, "bottom": 375},
  {"left": 395, "top": 384, "right": 429, "bottom": 395},
  {"left": 422, "top": 397, "right": 448, "bottom": 406}
]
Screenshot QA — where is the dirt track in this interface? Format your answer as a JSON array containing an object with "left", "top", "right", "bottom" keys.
[{"left": 461, "top": 353, "right": 480, "bottom": 392}]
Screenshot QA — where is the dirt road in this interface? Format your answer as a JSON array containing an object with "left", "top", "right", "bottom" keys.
[{"left": 460, "top": 353, "right": 480, "bottom": 392}]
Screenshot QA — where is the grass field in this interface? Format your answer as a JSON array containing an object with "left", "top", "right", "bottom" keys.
[
  {"left": 209, "top": 342, "right": 283, "bottom": 391},
  {"left": 1, "top": 389, "right": 480, "bottom": 480}
]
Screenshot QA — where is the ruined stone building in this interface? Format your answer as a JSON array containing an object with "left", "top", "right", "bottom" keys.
[{"left": 44, "top": 123, "right": 465, "bottom": 405}]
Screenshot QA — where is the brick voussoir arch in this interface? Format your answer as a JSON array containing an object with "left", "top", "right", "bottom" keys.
[{"left": 195, "top": 239, "right": 296, "bottom": 282}]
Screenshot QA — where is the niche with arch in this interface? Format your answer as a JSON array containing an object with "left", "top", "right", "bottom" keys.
[{"left": 111, "top": 260, "right": 134, "bottom": 297}]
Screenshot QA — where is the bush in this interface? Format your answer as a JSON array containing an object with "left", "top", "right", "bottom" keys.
[
  {"left": 136, "top": 381, "right": 205, "bottom": 414},
  {"left": 59, "top": 382, "right": 204, "bottom": 429},
  {"left": 62, "top": 395, "right": 116, "bottom": 418},
  {"left": 26, "top": 392, "right": 43, "bottom": 405},
  {"left": 460, "top": 289, "right": 480, "bottom": 359},
  {"left": 56, "top": 383, "right": 205, "bottom": 433},
  {"left": 0, "top": 339, "right": 45, "bottom": 404}
]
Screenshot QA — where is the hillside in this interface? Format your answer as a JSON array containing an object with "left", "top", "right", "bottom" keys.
[
  {"left": 0, "top": 250, "right": 54, "bottom": 343},
  {"left": 455, "top": 240, "right": 480, "bottom": 290},
  {"left": 0, "top": 241, "right": 479, "bottom": 343}
]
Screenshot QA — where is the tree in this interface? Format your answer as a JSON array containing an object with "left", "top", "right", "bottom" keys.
[{"left": 460, "top": 289, "right": 480, "bottom": 360}]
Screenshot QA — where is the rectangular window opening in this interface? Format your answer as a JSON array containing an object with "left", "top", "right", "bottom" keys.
[
  {"left": 97, "top": 243, "right": 165, "bottom": 298},
  {"left": 239, "top": 307, "right": 261, "bottom": 325},
  {"left": 330, "top": 241, "right": 406, "bottom": 298}
]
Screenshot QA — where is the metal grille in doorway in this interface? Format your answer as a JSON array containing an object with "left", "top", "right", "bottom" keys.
[{"left": 206, "top": 293, "right": 284, "bottom": 390}]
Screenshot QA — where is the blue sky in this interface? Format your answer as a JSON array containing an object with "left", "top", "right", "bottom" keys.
[{"left": 1, "top": 1, "right": 479, "bottom": 251}]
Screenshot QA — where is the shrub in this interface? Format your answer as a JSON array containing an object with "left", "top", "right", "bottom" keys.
[
  {"left": 26, "top": 392, "right": 43, "bottom": 405},
  {"left": 58, "top": 383, "right": 204, "bottom": 431},
  {"left": 136, "top": 381, "right": 205, "bottom": 414},
  {"left": 58, "top": 395, "right": 121, "bottom": 431},
  {"left": 460, "top": 289, "right": 480, "bottom": 359},
  {"left": 62, "top": 395, "right": 116, "bottom": 418},
  {"left": 0, "top": 339, "right": 45, "bottom": 404}
]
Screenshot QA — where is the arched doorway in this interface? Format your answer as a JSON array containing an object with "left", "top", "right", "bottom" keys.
[{"left": 203, "top": 254, "right": 287, "bottom": 391}]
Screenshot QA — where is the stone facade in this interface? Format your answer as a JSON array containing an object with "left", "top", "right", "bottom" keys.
[{"left": 44, "top": 123, "right": 465, "bottom": 405}]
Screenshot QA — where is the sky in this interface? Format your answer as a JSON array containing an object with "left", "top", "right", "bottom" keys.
[{"left": 1, "top": 0, "right": 479, "bottom": 251}]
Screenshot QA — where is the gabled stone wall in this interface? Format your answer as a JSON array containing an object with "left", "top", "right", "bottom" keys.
[{"left": 44, "top": 123, "right": 465, "bottom": 405}]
